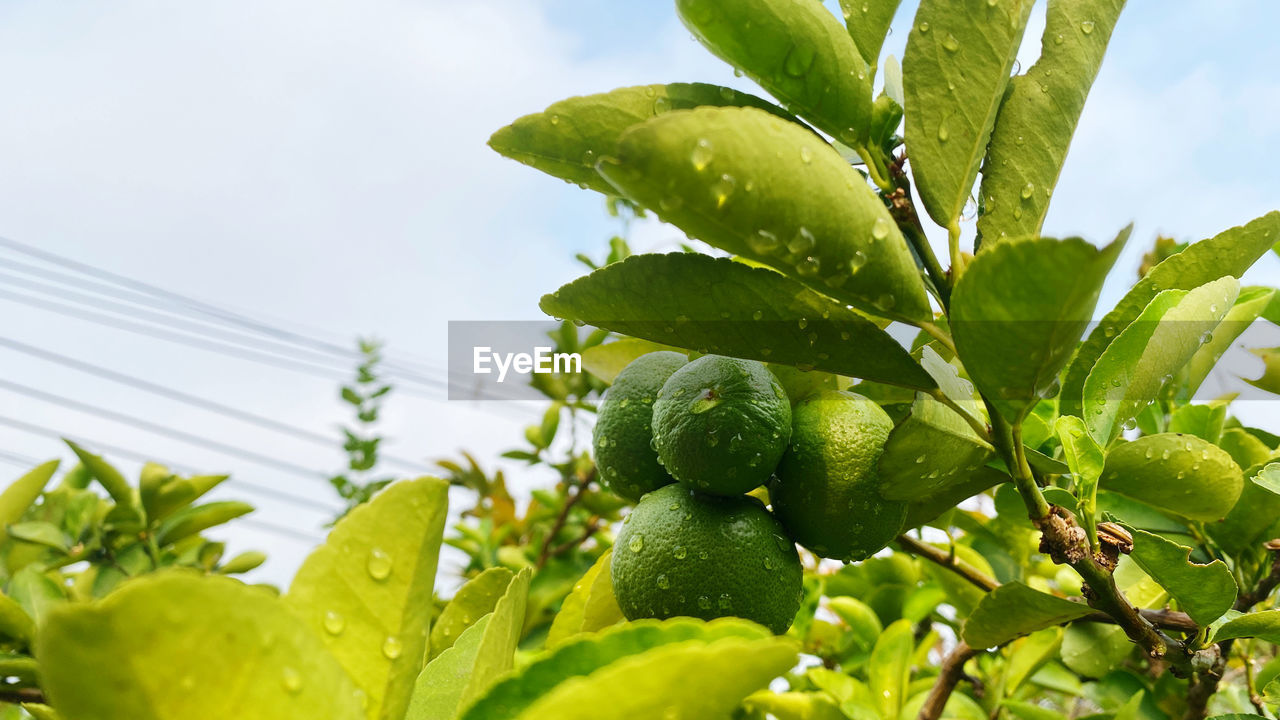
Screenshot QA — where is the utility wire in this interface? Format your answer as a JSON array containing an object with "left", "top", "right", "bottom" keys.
[
  {"left": 0, "top": 414, "right": 338, "bottom": 514},
  {"left": 0, "top": 336, "right": 435, "bottom": 473},
  {"left": 0, "top": 235, "right": 447, "bottom": 381}
]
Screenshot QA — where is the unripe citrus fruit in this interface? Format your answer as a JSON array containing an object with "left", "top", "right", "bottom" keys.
[
  {"left": 611, "top": 483, "right": 803, "bottom": 633},
  {"left": 769, "top": 390, "right": 905, "bottom": 561},
  {"left": 651, "top": 355, "right": 790, "bottom": 496},
  {"left": 593, "top": 351, "right": 688, "bottom": 501}
]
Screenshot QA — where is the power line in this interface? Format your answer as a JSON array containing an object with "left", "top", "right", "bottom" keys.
[
  {"left": 0, "top": 414, "right": 338, "bottom": 514},
  {"left": 0, "top": 336, "right": 435, "bottom": 473},
  {"left": 0, "top": 446, "right": 326, "bottom": 543},
  {"left": 0, "top": 378, "right": 336, "bottom": 482},
  {"left": 0, "top": 236, "right": 448, "bottom": 382}
]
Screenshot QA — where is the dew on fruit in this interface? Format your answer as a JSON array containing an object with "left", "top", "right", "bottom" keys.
[
  {"left": 674, "top": 545, "right": 687, "bottom": 559},
  {"left": 799, "top": 146, "right": 813, "bottom": 164},
  {"left": 656, "top": 573, "right": 671, "bottom": 590},
  {"left": 697, "top": 595, "right": 712, "bottom": 609},
  {"left": 630, "top": 535, "right": 645, "bottom": 552},
  {"left": 718, "top": 593, "right": 733, "bottom": 609}
]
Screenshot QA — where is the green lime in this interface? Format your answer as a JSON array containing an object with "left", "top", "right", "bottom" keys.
[
  {"left": 611, "top": 483, "right": 802, "bottom": 633},
  {"left": 593, "top": 351, "right": 689, "bottom": 501},
  {"left": 769, "top": 390, "right": 905, "bottom": 561},
  {"left": 651, "top": 355, "right": 790, "bottom": 496}
]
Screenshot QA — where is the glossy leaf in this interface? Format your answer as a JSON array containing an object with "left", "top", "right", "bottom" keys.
[
  {"left": 1061, "top": 211, "right": 1280, "bottom": 418},
  {"left": 156, "top": 501, "right": 254, "bottom": 546},
  {"left": 474, "top": 629, "right": 795, "bottom": 720},
  {"left": 463, "top": 618, "right": 772, "bottom": 720},
  {"left": 827, "top": 596, "right": 883, "bottom": 653},
  {"left": 677, "top": 0, "right": 873, "bottom": 147},
  {"left": 546, "top": 551, "right": 624, "bottom": 647},
  {"left": 952, "top": 232, "right": 1128, "bottom": 421},
  {"left": 0, "top": 460, "right": 58, "bottom": 527},
  {"left": 1006, "top": 628, "right": 1064, "bottom": 693},
  {"left": 405, "top": 569, "right": 530, "bottom": 720},
  {"left": 0, "top": 594, "right": 35, "bottom": 646},
  {"left": 877, "top": 389, "right": 994, "bottom": 501},
  {"left": 596, "top": 106, "right": 931, "bottom": 324},
  {"left": 66, "top": 440, "right": 135, "bottom": 509},
  {"left": 1060, "top": 623, "right": 1130, "bottom": 679},
  {"left": 976, "top": 0, "right": 1127, "bottom": 244},
  {"left": 488, "top": 84, "right": 796, "bottom": 196},
  {"left": 1100, "top": 433, "right": 1243, "bottom": 522},
  {"left": 1082, "top": 277, "right": 1239, "bottom": 444},
  {"left": 148, "top": 474, "right": 229, "bottom": 521},
  {"left": 37, "top": 572, "right": 365, "bottom": 719},
  {"left": 285, "top": 477, "right": 449, "bottom": 720},
  {"left": 1245, "top": 347, "right": 1280, "bottom": 395},
  {"left": 868, "top": 619, "right": 913, "bottom": 720},
  {"left": 7, "top": 567, "right": 67, "bottom": 622},
  {"left": 430, "top": 567, "right": 514, "bottom": 660},
  {"left": 840, "top": 0, "right": 902, "bottom": 70},
  {"left": 1123, "top": 527, "right": 1235, "bottom": 626},
  {"left": 1188, "top": 287, "right": 1277, "bottom": 393},
  {"left": 963, "top": 582, "right": 1094, "bottom": 648},
  {"left": 541, "top": 253, "right": 935, "bottom": 389},
  {"left": 579, "top": 339, "right": 681, "bottom": 385},
  {"left": 1208, "top": 463, "right": 1280, "bottom": 557},
  {"left": 903, "top": 0, "right": 1034, "bottom": 230},
  {"left": 743, "top": 690, "right": 847, "bottom": 720},
  {"left": 1214, "top": 610, "right": 1280, "bottom": 644}
]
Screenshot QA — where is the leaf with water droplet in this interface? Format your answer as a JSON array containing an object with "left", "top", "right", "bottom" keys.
[
  {"left": 1102, "top": 433, "right": 1243, "bottom": 521},
  {"left": 904, "top": 0, "right": 1034, "bottom": 230},
  {"left": 488, "top": 83, "right": 803, "bottom": 196},
  {"left": 547, "top": 551, "right": 625, "bottom": 648},
  {"left": 678, "top": 0, "right": 872, "bottom": 147},
  {"left": 430, "top": 566, "right": 514, "bottom": 660},
  {"left": 37, "top": 573, "right": 365, "bottom": 719},
  {"left": 977, "top": 0, "right": 1128, "bottom": 246},
  {"left": 285, "top": 477, "right": 449, "bottom": 720},
  {"left": 838, "top": 0, "right": 904, "bottom": 68}
]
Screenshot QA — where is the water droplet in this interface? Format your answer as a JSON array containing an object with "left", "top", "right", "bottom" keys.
[
  {"left": 717, "top": 593, "right": 733, "bottom": 610},
  {"left": 1103, "top": 325, "right": 1116, "bottom": 338},
  {"left": 915, "top": 455, "right": 926, "bottom": 464},
  {"left": 1200, "top": 331, "right": 1214, "bottom": 344},
  {"left": 697, "top": 595, "right": 712, "bottom": 610},
  {"left": 788, "top": 226, "right": 816, "bottom": 255},
  {"left": 549, "top": 114, "right": 560, "bottom": 125},
  {"left": 1013, "top": 207, "right": 1023, "bottom": 220},
  {"left": 1145, "top": 448, "right": 1154, "bottom": 459},
  {"left": 653, "top": 96, "right": 671, "bottom": 113},
  {"left": 937, "top": 123, "right": 950, "bottom": 142},
  {"left": 656, "top": 573, "right": 671, "bottom": 590},
  {"left": 659, "top": 195, "right": 683, "bottom": 212},
  {"left": 324, "top": 610, "right": 346, "bottom": 636},
  {"left": 699, "top": 550, "right": 709, "bottom": 560},
  {"left": 282, "top": 667, "right": 303, "bottom": 694},
  {"left": 871, "top": 217, "right": 891, "bottom": 240},
  {"left": 848, "top": 250, "right": 869, "bottom": 273},
  {"left": 752, "top": 310, "right": 764, "bottom": 320},
  {"left": 1021, "top": 182, "right": 1035, "bottom": 199},
  {"left": 796, "top": 256, "right": 821, "bottom": 276},
  {"left": 711, "top": 173, "right": 736, "bottom": 209},
  {"left": 875, "top": 293, "right": 896, "bottom": 311},
  {"left": 367, "top": 548, "right": 392, "bottom": 580},
  {"left": 1123, "top": 417, "right": 1137, "bottom": 431},
  {"left": 629, "top": 535, "right": 645, "bottom": 552},
  {"left": 691, "top": 138, "right": 713, "bottom": 171},
  {"left": 942, "top": 33, "right": 960, "bottom": 52},
  {"left": 1054, "top": 33, "right": 1065, "bottom": 45},
  {"left": 760, "top": 347, "right": 772, "bottom": 356},
  {"left": 718, "top": 86, "right": 735, "bottom": 101},
  {"left": 764, "top": 557, "right": 776, "bottom": 570},
  {"left": 799, "top": 146, "right": 813, "bottom": 164},
  {"left": 1080, "top": 20, "right": 1095, "bottom": 34},
  {"left": 674, "top": 546, "right": 687, "bottom": 559},
  {"left": 382, "top": 635, "right": 403, "bottom": 660},
  {"left": 918, "top": 21, "right": 930, "bottom": 33}
]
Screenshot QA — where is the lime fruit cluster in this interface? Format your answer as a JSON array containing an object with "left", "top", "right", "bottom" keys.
[{"left": 592, "top": 351, "right": 688, "bottom": 501}]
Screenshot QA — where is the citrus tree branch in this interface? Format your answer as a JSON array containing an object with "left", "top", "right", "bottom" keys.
[
  {"left": 886, "top": 153, "right": 951, "bottom": 310},
  {"left": 917, "top": 642, "right": 981, "bottom": 720},
  {"left": 896, "top": 534, "right": 998, "bottom": 592}
]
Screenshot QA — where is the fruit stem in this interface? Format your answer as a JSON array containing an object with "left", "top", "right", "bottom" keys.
[{"left": 896, "top": 534, "right": 997, "bottom": 591}]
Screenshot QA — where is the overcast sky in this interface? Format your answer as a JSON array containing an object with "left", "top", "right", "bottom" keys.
[{"left": 0, "top": 1, "right": 1277, "bottom": 585}]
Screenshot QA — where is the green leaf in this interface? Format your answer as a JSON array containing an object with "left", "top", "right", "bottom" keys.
[
  {"left": 1082, "top": 277, "right": 1240, "bottom": 444},
  {"left": 430, "top": 567, "right": 514, "bottom": 660},
  {"left": 488, "top": 83, "right": 797, "bottom": 196},
  {"left": 903, "top": 465, "right": 1007, "bottom": 529},
  {"left": 148, "top": 474, "right": 229, "bottom": 521},
  {"left": 285, "top": 478, "right": 449, "bottom": 720},
  {"left": 1214, "top": 610, "right": 1280, "bottom": 644},
  {"left": 1245, "top": 346, "right": 1280, "bottom": 395},
  {"left": 462, "top": 618, "right": 773, "bottom": 720},
  {"left": 1255, "top": 463, "right": 1280, "bottom": 496},
  {"left": 963, "top": 582, "right": 1094, "bottom": 648},
  {"left": 65, "top": 440, "right": 135, "bottom": 509},
  {"left": 156, "top": 501, "right": 253, "bottom": 546},
  {"left": 1004, "top": 700, "right": 1070, "bottom": 720},
  {"left": 6, "top": 521, "right": 69, "bottom": 551},
  {"left": 468, "top": 622, "right": 795, "bottom": 720},
  {"left": 595, "top": 106, "right": 931, "bottom": 324},
  {"left": 1005, "top": 628, "right": 1063, "bottom": 694},
  {"left": 868, "top": 619, "right": 913, "bottom": 720},
  {"left": 877, "top": 389, "right": 994, "bottom": 501},
  {"left": 546, "top": 551, "right": 624, "bottom": 648},
  {"left": 541, "top": 253, "right": 935, "bottom": 389},
  {"left": 219, "top": 551, "right": 267, "bottom": 575},
  {"left": 7, "top": 567, "right": 66, "bottom": 622},
  {"left": 1056, "top": 415, "right": 1105, "bottom": 547},
  {"left": 0, "top": 594, "right": 35, "bottom": 646},
  {"left": 1060, "top": 623, "right": 1131, "bottom": 678},
  {"left": 1100, "top": 434, "right": 1243, "bottom": 522},
  {"left": 37, "top": 572, "right": 365, "bottom": 719},
  {"left": 743, "top": 691, "right": 847, "bottom": 720},
  {"left": 903, "top": 0, "right": 1034, "bottom": 230},
  {"left": 676, "top": 0, "right": 873, "bottom": 148},
  {"left": 1188, "top": 286, "right": 1277, "bottom": 394},
  {"left": 1168, "top": 401, "right": 1229, "bottom": 444},
  {"left": 1210, "top": 463, "right": 1280, "bottom": 557},
  {"left": 579, "top": 339, "right": 681, "bottom": 384},
  {"left": 976, "top": 0, "right": 1127, "bottom": 244},
  {"left": 839, "top": 0, "right": 903, "bottom": 69},
  {"left": 827, "top": 596, "right": 884, "bottom": 653},
  {"left": 405, "top": 569, "right": 530, "bottom": 720},
  {"left": 1122, "top": 527, "right": 1236, "bottom": 626},
  {"left": 952, "top": 232, "right": 1128, "bottom": 421},
  {"left": 0, "top": 460, "right": 58, "bottom": 527},
  {"left": 1061, "top": 212, "right": 1280, "bottom": 418}
]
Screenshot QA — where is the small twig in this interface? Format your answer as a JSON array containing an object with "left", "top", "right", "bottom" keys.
[
  {"left": 0, "top": 687, "right": 45, "bottom": 704},
  {"left": 918, "top": 642, "right": 981, "bottom": 720},
  {"left": 896, "top": 534, "right": 998, "bottom": 592},
  {"left": 886, "top": 154, "right": 952, "bottom": 309},
  {"left": 545, "top": 518, "right": 601, "bottom": 562},
  {"left": 1081, "top": 608, "right": 1198, "bottom": 634},
  {"left": 536, "top": 469, "right": 594, "bottom": 569}
]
